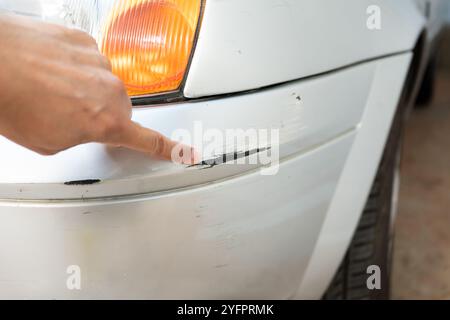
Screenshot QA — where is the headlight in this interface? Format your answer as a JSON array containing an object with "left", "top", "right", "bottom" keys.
[{"left": 0, "top": 0, "right": 204, "bottom": 98}]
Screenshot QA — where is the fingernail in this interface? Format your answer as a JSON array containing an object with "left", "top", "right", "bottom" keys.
[{"left": 172, "top": 144, "right": 201, "bottom": 165}]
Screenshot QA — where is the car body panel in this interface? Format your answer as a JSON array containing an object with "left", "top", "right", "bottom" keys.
[
  {"left": 296, "top": 53, "right": 412, "bottom": 299},
  {"left": 0, "top": 53, "right": 411, "bottom": 299},
  {"left": 0, "top": 0, "right": 446, "bottom": 300},
  {"left": 0, "top": 132, "right": 353, "bottom": 299},
  {"left": 184, "top": 0, "right": 424, "bottom": 98},
  {"left": 0, "top": 58, "right": 377, "bottom": 200}
]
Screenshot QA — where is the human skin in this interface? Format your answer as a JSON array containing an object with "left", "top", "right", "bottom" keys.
[{"left": 0, "top": 14, "right": 197, "bottom": 164}]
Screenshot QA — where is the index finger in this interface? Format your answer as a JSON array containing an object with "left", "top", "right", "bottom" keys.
[{"left": 112, "top": 121, "right": 199, "bottom": 165}]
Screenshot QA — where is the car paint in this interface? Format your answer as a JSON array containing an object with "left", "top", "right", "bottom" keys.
[
  {"left": 1, "top": 56, "right": 378, "bottom": 199},
  {"left": 0, "top": 0, "right": 447, "bottom": 299},
  {"left": 0, "top": 53, "right": 411, "bottom": 299},
  {"left": 184, "top": 0, "right": 424, "bottom": 97}
]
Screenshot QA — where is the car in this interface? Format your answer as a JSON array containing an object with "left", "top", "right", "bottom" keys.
[{"left": 0, "top": 0, "right": 447, "bottom": 299}]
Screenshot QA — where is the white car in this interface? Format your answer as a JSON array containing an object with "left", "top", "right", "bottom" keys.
[{"left": 0, "top": 0, "right": 447, "bottom": 299}]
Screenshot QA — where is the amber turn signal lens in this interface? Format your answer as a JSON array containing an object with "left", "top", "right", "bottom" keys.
[{"left": 100, "top": 0, "right": 202, "bottom": 97}]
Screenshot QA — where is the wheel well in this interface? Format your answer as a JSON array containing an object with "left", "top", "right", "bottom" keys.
[{"left": 401, "top": 30, "right": 428, "bottom": 111}]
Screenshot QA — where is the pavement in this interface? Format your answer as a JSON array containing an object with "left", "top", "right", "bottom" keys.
[{"left": 392, "top": 30, "right": 450, "bottom": 299}]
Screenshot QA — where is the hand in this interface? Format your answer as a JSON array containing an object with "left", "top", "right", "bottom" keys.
[{"left": 0, "top": 14, "right": 197, "bottom": 164}]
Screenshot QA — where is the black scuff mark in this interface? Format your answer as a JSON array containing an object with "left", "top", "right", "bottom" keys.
[
  {"left": 64, "top": 179, "right": 101, "bottom": 186},
  {"left": 187, "top": 147, "right": 271, "bottom": 169},
  {"left": 292, "top": 92, "right": 302, "bottom": 102}
]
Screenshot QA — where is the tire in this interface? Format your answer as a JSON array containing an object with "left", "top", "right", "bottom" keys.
[
  {"left": 323, "top": 104, "right": 403, "bottom": 300},
  {"left": 415, "top": 56, "right": 436, "bottom": 107}
]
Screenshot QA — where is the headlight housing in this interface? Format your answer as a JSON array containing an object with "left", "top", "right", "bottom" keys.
[{"left": 0, "top": 0, "right": 204, "bottom": 98}]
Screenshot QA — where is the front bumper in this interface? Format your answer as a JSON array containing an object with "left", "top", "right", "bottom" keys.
[
  {"left": 0, "top": 54, "right": 411, "bottom": 299},
  {"left": 0, "top": 134, "right": 352, "bottom": 299}
]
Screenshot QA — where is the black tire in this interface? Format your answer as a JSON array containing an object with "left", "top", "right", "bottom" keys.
[
  {"left": 323, "top": 104, "right": 403, "bottom": 300},
  {"left": 415, "top": 56, "right": 436, "bottom": 107}
]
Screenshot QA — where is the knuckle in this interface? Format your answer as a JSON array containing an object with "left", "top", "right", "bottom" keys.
[
  {"left": 89, "top": 72, "right": 115, "bottom": 94},
  {"left": 79, "top": 98, "right": 101, "bottom": 117},
  {"left": 97, "top": 114, "right": 123, "bottom": 140},
  {"left": 80, "top": 68, "right": 100, "bottom": 84},
  {"left": 85, "top": 71, "right": 126, "bottom": 98},
  {"left": 109, "top": 76, "right": 126, "bottom": 93},
  {"left": 95, "top": 73, "right": 109, "bottom": 88}
]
